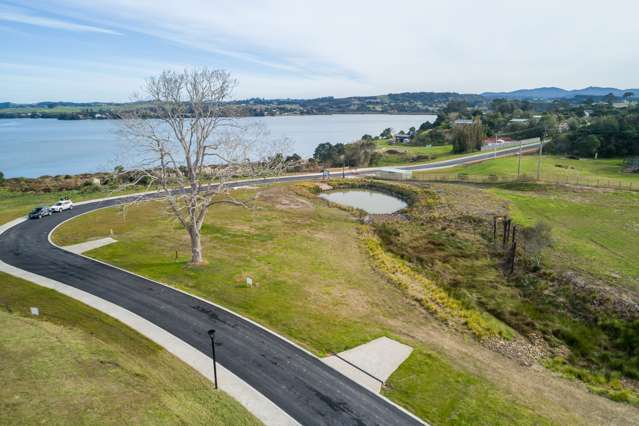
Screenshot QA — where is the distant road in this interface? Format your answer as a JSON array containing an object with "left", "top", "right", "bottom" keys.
[{"left": 0, "top": 141, "right": 539, "bottom": 425}]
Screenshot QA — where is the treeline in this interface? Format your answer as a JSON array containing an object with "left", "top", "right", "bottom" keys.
[
  {"left": 312, "top": 140, "right": 380, "bottom": 167},
  {"left": 546, "top": 107, "right": 639, "bottom": 158}
]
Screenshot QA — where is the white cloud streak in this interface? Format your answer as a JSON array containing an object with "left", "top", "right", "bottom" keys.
[
  {"left": 0, "top": 6, "right": 121, "bottom": 35},
  {"left": 4, "top": 0, "right": 639, "bottom": 100}
]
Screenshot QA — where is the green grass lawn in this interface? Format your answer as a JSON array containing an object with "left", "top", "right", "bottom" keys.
[
  {"left": 375, "top": 140, "right": 457, "bottom": 166},
  {"left": 51, "top": 184, "right": 589, "bottom": 424},
  {"left": 0, "top": 187, "right": 143, "bottom": 225},
  {"left": 416, "top": 155, "right": 639, "bottom": 188},
  {"left": 385, "top": 350, "right": 550, "bottom": 426},
  {"left": 0, "top": 272, "right": 260, "bottom": 425},
  {"left": 490, "top": 186, "right": 639, "bottom": 288}
]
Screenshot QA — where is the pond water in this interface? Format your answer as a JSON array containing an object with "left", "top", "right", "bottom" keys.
[{"left": 319, "top": 189, "right": 407, "bottom": 214}]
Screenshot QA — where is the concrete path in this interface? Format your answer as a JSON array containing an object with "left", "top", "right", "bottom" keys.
[
  {"left": 63, "top": 237, "right": 117, "bottom": 254},
  {"left": 323, "top": 337, "right": 413, "bottom": 393}
]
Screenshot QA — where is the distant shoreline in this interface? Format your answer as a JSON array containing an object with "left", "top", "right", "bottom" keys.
[{"left": 0, "top": 111, "right": 436, "bottom": 121}]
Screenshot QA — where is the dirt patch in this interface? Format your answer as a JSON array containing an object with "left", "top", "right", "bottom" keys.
[
  {"left": 483, "top": 333, "right": 550, "bottom": 367},
  {"left": 317, "top": 183, "right": 333, "bottom": 191},
  {"left": 558, "top": 271, "right": 639, "bottom": 320},
  {"left": 256, "top": 186, "right": 314, "bottom": 210}
]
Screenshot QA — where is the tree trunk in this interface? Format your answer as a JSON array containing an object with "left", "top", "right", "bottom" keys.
[{"left": 189, "top": 226, "right": 204, "bottom": 265}]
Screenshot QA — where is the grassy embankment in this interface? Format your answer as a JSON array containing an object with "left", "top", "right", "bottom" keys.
[
  {"left": 377, "top": 180, "right": 639, "bottom": 401},
  {"left": 0, "top": 272, "right": 260, "bottom": 425},
  {"left": 410, "top": 156, "right": 639, "bottom": 403},
  {"left": 374, "top": 140, "right": 456, "bottom": 166},
  {"left": 488, "top": 184, "right": 639, "bottom": 402},
  {"left": 416, "top": 154, "right": 638, "bottom": 188},
  {"left": 414, "top": 154, "right": 639, "bottom": 285},
  {"left": 52, "top": 183, "right": 624, "bottom": 425},
  {"left": 0, "top": 187, "right": 145, "bottom": 225}
]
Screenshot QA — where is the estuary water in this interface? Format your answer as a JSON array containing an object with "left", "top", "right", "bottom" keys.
[{"left": 0, "top": 114, "right": 435, "bottom": 178}]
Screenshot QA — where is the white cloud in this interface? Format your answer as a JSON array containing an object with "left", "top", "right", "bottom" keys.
[
  {"left": 0, "top": 5, "right": 121, "bottom": 35},
  {"left": 6, "top": 0, "right": 639, "bottom": 99}
]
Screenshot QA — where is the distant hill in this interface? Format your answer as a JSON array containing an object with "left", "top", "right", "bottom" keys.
[
  {"left": 481, "top": 86, "right": 639, "bottom": 100},
  {"left": 0, "top": 92, "right": 481, "bottom": 119},
  {"left": 2, "top": 87, "right": 638, "bottom": 120}
]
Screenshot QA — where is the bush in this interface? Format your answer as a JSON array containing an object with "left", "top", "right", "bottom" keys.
[{"left": 521, "top": 222, "right": 553, "bottom": 267}]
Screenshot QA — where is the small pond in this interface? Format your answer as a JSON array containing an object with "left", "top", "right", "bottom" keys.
[{"left": 319, "top": 189, "right": 408, "bottom": 214}]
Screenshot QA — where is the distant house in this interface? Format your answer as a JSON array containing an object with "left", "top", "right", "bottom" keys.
[
  {"left": 613, "top": 102, "right": 630, "bottom": 109},
  {"left": 392, "top": 129, "right": 415, "bottom": 144},
  {"left": 454, "top": 118, "right": 474, "bottom": 126},
  {"left": 509, "top": 118, "right": 529, "bottom": 124},
  {"left": 558, "top": 121, "right": 570, "bottom": 132}
]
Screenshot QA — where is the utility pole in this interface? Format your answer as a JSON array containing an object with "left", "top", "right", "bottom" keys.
[
  {"left": 517, "top": 139, "right": 522, "bottom": 179},
  {"left": 342, "top": 154, "right": 345, "bottom": 179},
  {"left": 536, "top": 128, "right": 545, "bottom": 181}
]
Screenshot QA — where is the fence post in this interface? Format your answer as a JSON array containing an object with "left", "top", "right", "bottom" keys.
[{"left": 503, "top": 218, "right": 511, "bottom": 249}]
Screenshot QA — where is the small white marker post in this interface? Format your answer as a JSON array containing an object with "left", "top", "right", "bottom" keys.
[
  {"left": 246, "top": 276, "right": 253, "bottom": 287},
  {"left": 30, "top": 307, "right": 39, "bottom": 316}
]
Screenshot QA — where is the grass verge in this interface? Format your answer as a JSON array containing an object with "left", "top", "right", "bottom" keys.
[
  {"left": 51, "top": 184, "right": 554, "bottom": 424},
  {"left": 0, "top": 272, "right": 260, "bottom": 425},
  {"left": 415, "top": 155, "right": 639, "bottom": 189}
]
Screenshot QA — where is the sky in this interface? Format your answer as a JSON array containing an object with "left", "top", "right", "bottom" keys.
[{"left": 1, "top": 0, "right": 638, "bottom": 103}]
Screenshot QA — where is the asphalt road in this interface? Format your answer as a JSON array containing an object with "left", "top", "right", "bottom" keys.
[{"left": 0, "top": 142, "right": 538, "bottom": 425}]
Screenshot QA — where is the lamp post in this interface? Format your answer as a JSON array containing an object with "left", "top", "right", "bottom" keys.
[{"left": 207, "top": 329, "right": 218, "bottom": 389}]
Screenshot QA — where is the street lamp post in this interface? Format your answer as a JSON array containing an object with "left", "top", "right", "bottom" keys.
[{"left": 207, "top": 329, "right": 218, "bottom": 389}]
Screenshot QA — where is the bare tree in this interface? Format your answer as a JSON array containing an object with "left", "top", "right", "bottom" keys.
[{"left": 119, "top": 68, "right": 286, "bottom": 265}]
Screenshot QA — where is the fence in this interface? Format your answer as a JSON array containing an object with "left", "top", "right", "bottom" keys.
[{"left": 410, "top": 173, "right": 638, "bottom": 192}]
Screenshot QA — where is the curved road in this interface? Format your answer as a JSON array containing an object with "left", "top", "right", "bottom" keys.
[{"left": 0, "top": 142, "right": 539, "bottom": 425}]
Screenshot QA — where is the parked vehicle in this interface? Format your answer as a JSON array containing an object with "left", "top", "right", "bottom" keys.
[
  {"left": 28, "top": 206, "right": 52, "bottom": 219},
  {"left": 50, "top": 199, "right": 74, "bottom": 213}
]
